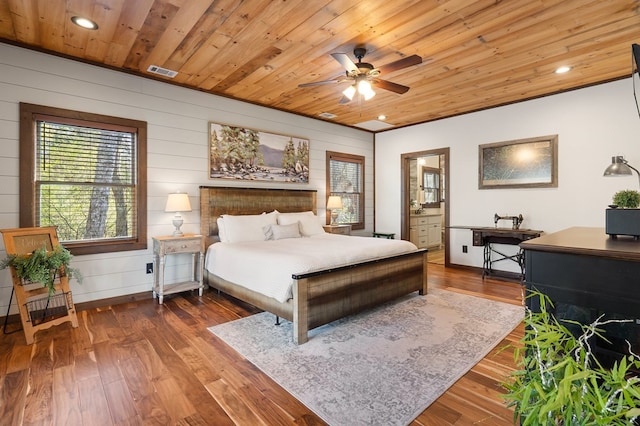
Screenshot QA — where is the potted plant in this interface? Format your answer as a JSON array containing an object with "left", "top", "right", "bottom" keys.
[
  {"left": 502, "top": 291, "right": 640, "bottom": 425},
  {"left": 0, "top": 244, "right": 82, "bottom": 294},
  {"left": 606, "top": 189, "right": 640, "bottom": 238},
  {"left": 612, "top": 190, "right": 640, "bottom": 208}
]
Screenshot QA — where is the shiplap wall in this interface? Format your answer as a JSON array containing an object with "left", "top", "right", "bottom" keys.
[
  {"left": 0, "top": 43, "right": 374, "bottom": 313},
  {"left": 376, "top": 78, "right": 640, "bottom": 272}
]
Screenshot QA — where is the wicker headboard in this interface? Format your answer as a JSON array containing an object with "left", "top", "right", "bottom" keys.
[{"left": 199, "top": 186, "right": 318, "bottom": 246}]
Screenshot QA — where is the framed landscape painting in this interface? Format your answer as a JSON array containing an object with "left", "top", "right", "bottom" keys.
[
  {"left": 479, "top": 135, "right": 558, "bottom": 189},
  {"left": 208, "top": 122, "right": 309, "bottom": 183}
]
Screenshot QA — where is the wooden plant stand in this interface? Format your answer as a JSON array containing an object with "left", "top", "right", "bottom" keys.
[{"left": 1, "top": 226, "right": 78, "bottom": 344}]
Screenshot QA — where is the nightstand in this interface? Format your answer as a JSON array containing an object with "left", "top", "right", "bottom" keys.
[
  {"left": 323, "top": 224, "right": 351, "bottom": 235},
  {"left": 152, "top": 234, "right": 205, "bottom": 304}
]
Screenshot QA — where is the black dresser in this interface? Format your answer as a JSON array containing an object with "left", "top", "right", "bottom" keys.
[{"left": 520, "top": 227, "right": 640, "bottom": 368}]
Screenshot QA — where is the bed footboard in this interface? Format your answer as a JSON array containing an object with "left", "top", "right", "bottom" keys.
[{"left": 292, "top": 249, "right": 428, "bottom": 344}]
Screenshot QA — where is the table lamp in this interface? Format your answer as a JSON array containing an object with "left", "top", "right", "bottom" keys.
[
  {"left": 327, "top": 195, "right": 343, "bottom": 225},
  {"left": 603, "top": 155, "right": 640, "bottom": 188},
  {"left": 165, "top": 192, "right": 192, "bottom": 236}
]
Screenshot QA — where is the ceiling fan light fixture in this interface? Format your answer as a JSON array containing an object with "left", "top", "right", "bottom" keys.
[
  {"left": 362, "top": 87, "right": 376, "bottom": 100},
  {"left": 300, "top": 48, "right": 419, "bottom": 105},
  {"left": 343, "top": 85, "right": 356, "bottom": 100},
  {"left": 358, "top": 79, "right": 372, "bottom": 92},
  {"left": 357, "top": 79, "right": 375, "bottom": 100}
]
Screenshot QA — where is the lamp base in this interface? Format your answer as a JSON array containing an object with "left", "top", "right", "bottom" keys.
[
  {"left": 330, "top": 210, "right": 338, "bottom": 225},
  {"left": 172, "top": 216, "right": 184, "bottom": 237}
]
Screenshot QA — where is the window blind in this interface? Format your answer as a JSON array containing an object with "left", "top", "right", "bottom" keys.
[{"left": 35, "top": 117, "right": 137, "bottom": 242}]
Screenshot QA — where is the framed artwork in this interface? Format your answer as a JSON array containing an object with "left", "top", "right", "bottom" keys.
[
  {"left": 479, "top": 135, "right": 558, "bottom": 189},
  {"left": 208, "top": 122, "right": 309, "bottom": 183}
]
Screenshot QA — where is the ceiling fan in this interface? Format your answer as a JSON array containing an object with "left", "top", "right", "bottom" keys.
[{"left": 298, "top": 47, "right": 422, "bottom": 103}]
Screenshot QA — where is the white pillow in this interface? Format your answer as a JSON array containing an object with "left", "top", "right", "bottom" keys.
[
  {"left": 277, "top": 211, "right": 325, "bottom": 236},
  {"left": 216, "top": 217, "right": 228, "bottom": 242},
  {"left": 221, "top": 211, "right": 277, "bottom": 243},
  {"left": 264, "top": 222, "right": 301, "bottom": 240}
]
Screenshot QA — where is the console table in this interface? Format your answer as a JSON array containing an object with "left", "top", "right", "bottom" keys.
[
  {"left": 470, "top": 227, "right": 542, "bottom": 279},
  {"left": 520, "top": 227, "right": 640, "bottom": 368}
]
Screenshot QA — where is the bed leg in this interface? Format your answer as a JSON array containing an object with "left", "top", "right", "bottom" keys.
[
  {"left": 293, "top": 278, "right": 309, "bottom": 345},
  {"left": 274, "top": 315, "right": 281, "bottom": 326},
  {"left": 419, "top": 251, "right": 429, "bottom": 295}
]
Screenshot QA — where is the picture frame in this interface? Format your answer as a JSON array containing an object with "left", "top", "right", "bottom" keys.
[
  {"left": 208, "top": 122, "right": 309, "bottom": 183},
  {"left": 479, "top": 135, "right": 558, "bottom": 189}
]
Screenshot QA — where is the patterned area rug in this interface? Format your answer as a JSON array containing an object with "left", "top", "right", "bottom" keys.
[{"left": 208, "top": 288, "right": 523, "bottom": 426}]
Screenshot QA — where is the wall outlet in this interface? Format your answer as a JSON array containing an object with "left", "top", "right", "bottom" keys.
[
  {"left": 462, "top": 245, "right": 468, "bottom": 253},
  {"left": 146, "top": 263, "right": 153, "bottom": 274}
]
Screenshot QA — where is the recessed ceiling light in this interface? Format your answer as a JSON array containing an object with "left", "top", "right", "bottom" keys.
[
  {"left": 71, "top": 16, "right": 98, "bottom": 30},
  {"left": 378, "top": 115, "right": 387, "bottom": 120},
  {"left": 555, "top": 66, "right": 571, "bottom": 74}
]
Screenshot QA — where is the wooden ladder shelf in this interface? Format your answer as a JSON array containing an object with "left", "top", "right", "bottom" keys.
[{"left": 1, "top": 226, "right": 78, "bottom": 344}]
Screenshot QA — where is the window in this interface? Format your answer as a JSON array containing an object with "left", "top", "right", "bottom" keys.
[
  {"left": 326, "top": 151, "right": 364, "bottom": 230},
  {"left": 421, "top": 166, "right": 441, "bottom": 207},
  {"left": 19, "top": 103, "right": 147, "bottom": 255}
]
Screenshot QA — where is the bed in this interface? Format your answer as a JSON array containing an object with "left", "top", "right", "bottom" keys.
[{"left": 200, "top": 186, "right": 428, "bottom": 344}]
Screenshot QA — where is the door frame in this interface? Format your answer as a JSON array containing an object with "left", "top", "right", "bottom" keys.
[{"left": 400, "top": 148, "right": 450, "bottom": 266}]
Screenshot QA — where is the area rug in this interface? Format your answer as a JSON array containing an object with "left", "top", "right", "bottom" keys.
[{"left": 208, "top": 289, "right": 523, "bottom": 426}]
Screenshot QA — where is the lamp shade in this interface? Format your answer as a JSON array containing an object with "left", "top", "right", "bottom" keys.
[
  {"left": 165, "top": 193, "right": 192, "bottom": 212},
  {"left": 327, "top": 196, "right": 343, "bottom": 209},
  {"left": 603, "top": 156, "right": 633, "bottom": 177},
  {"left": 357, "top": 79, "right": 376, "bottom": 100},
  {"left": 342, "top": 85, "right": 356, "bottom": 100}
]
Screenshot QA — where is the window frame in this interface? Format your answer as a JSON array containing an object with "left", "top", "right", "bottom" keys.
[
  {"left": 19, "top": 102, "right": 147, "bottom": 255},
  {"left": 326, "top": 151, "right": 365, "bottom": 230},
  {"left": 421, "top": 166, "right": 441, "bottom": 208}
]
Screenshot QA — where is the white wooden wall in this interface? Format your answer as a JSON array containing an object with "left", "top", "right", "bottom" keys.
[{"left": 0, "top": 43, "right": 374, "bottom": 313}]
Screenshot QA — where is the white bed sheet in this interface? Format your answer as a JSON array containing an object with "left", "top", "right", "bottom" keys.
[{"left": 204, "top": 233, "right": 418, "bottom": 303}]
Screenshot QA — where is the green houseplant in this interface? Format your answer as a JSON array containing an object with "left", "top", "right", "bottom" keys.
[
  {"left": 612, "top": 190, "right": 640, "bottom": 208},
  {"left": 502, "top": 292, "right": 640, "bottom": 425},
  {"left": 0, "top": 244, "right": 82, "bottom": 294}
]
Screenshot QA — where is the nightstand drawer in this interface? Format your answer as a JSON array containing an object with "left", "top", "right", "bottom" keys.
[{"left": 161, "top": 237, "right": 203, "bottom": 254}]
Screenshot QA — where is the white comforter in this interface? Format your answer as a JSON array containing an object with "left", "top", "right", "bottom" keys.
[{"left": 205, "top": 233, "right": 418, "bottom": 303}]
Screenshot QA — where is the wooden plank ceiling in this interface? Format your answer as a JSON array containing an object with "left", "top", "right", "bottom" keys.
[{"left": 0, "top": 0, "right": 638, "bottom": 131}]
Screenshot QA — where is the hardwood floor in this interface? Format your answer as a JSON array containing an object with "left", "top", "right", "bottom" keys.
[
  {"left": 426, "top": 247, "right": 445, "bottom": 265},
  {"left": 0, "top": 264, "right": 524, "bottom": 425}
]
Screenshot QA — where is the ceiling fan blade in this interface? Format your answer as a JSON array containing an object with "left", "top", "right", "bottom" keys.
[
  {"left": 338, "top": 95, "right": 352, "bottom": 104},
  {"left": 377, "top": 54, "right": 422, "bottom": 74},
  {"left": 298, "top": 78, "right": 345, "bottom": 88},
  {"left": 372, "top": 79, "right": 410, "bottom": 94},
  {"left": 331, "top": 53, "right": 359, "bottom": 73}
]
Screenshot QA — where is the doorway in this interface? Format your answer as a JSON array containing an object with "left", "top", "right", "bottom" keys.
[{"left": 400, "top": 148, "right": 450, "bottom": 266}]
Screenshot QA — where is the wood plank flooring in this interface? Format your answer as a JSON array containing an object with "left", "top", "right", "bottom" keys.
[
  {"left": 0, "top": 264, "right": 524, "bottom": 425},
  {"left": 426, "top": 247, "right": 445, "bottom": 265}
]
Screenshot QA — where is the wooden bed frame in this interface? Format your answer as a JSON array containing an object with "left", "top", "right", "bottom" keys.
[{"left": 200, "top": 186, "right": 428, "bottom": 344}]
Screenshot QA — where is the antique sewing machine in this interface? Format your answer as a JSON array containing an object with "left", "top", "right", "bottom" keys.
[
  {"left": 470, "top": 213, "right": 542, "bottom": 280},
  {"left": 494, "top": 213, "right": 523, "bottom": 230}
]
